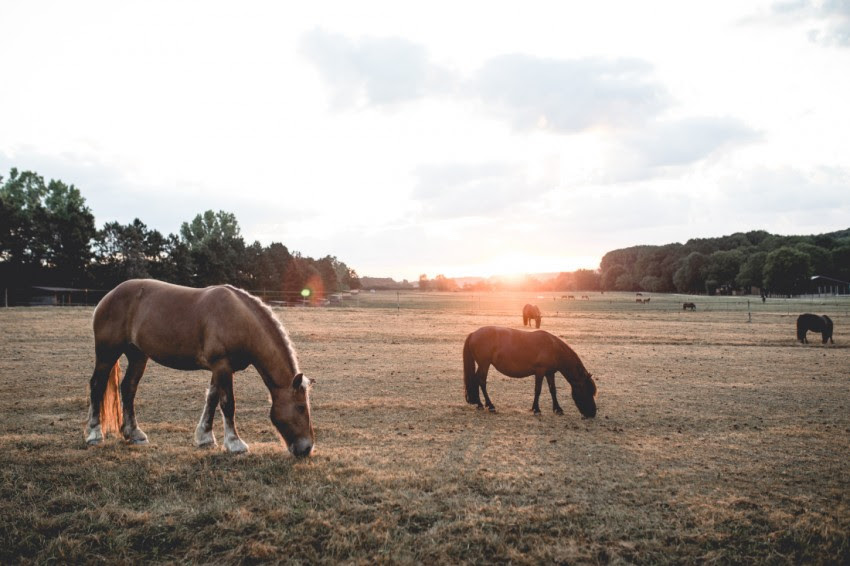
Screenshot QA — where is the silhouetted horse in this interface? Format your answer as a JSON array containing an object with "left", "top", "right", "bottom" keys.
[
  {"left": 86, "top": 279, "right": 315, "bottom": 457},
  {"left": 522, "top": 304, "right": 541, "bottom": 328},
  {"left": 683, "top": 302, "right": 696, "bottom": 311},
  {"left": 796, "top": 313, "right": 834, "bottom": 344},
  {"left": 463, "top": 326, "right": 597, "bottom": 417}
]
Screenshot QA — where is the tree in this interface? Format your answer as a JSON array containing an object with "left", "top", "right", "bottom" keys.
[
  {"left": 314, "top": 256, "right": 341, "bottom": 294},
  {"left": 0, "top": 168, "right": 96, "bottom": 286},
  {"left": 832, "top": 246, "right": 850, "bottom": 282},
  {"left": 94, "top": 219, "right": 170, "bottom": 286},
  {"left": 763, "top": 247, "right": 811, "bottom": 296},
  {"left": 794, "top": 243, "right": 832, "bottom": 276},
  {"left": 735, "top": 251, "right": 767, "bottom": 292},
  {"left": 673, "top": 252, "right": 708, "bottom": 293},
  {"left": 600, "top": 265, "right": 626, "bottom": 291},
  {"left": 704, "top": 249, "right": 744, "bottom": 292},
  {"left": 180, "top": 210, "right": 246, "bottom": 286},
  {"left": 573, "top": 269, "right": 600, "bottom": 291}
]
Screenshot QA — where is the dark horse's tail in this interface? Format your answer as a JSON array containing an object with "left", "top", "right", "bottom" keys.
[
  {"left": 463, "top": 335, "right": 480, "bottom": 405},
  {"left": 100, "top": 362, "right": 123, "bottom": 436},
  {"left": 823, "top": 315, "right": 834, "bottom": 344}
]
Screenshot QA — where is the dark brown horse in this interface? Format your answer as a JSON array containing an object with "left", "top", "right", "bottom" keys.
[
  {"left": 682, "top": 302, "right": 696, "bottom": 311},
  {"left": 522, "top": 304, "right": 541, "bottom": 328},
  {"left": 797, "top": 313, "right": 834, "bottom": 344},
  {"left": 86, "top": 279, "right": 315, "bottom": 457},
  {"left": 463, "top": 326, "right": 597, "bottom": 417}
]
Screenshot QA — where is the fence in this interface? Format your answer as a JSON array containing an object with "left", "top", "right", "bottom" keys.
[{"left": 5, "top": 287, "right": 850, "bottom": 320}]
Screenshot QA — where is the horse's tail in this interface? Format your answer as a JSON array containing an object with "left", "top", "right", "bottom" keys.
[
  {"left": 463, "top": 335, "right": 479, "bottom": 405},
  {"left": 100, "top": 362, "right": 123, "bottom": 436}
]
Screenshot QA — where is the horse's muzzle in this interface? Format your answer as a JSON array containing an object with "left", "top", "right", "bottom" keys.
[{"left": 289, "top": 438, "right": 314, "bottom": 458}]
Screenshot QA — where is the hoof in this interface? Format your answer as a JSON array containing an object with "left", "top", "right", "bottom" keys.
[
  {"left": 195, "top": 429, "right": 217, "bottom": 448},
  {"left": 124, "top": 428, "right": 149, "bottom": 445},
  {"left": 487, "top": 406, "right": 496, "bottom": 413},
  {"left": 554, "top": 408, "right": 564, "bottom": 415},
  {"left": 225, "top": 438, "right": 249, "bottom": 454},
  {"left": 85, "top": 427, "right": 103, "bottom": 446},
  {"left": 532, "top": 408, "right": 541, "bottom": 415}
]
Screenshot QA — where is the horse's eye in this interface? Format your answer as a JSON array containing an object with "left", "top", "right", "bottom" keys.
[{"left": 296, "top": 405, "right": 307, "bottom": 415}]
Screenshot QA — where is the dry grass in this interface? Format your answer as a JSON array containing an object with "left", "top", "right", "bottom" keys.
[{"left": 1, "top": 293, "right": 848, "bottom": 564}]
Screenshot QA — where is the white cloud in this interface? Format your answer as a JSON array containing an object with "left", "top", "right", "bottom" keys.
[{"left": 1, "top": 1, "right": 849, "bottom": 281}]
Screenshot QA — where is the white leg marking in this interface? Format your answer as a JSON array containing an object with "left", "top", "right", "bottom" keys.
[
  {"left": 195, "top": 389, "right": 218, "bottom": 447},
  {"left": 222, "top": 419, "right": 248, "bottom": 454},
  {"left": 85, "top": 424, "right": 103, "bottom": 446}
]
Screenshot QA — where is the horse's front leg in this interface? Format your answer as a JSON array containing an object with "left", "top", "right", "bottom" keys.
[
  {"left": 216, "top": 369, "right": 249, "bottom": 454},
  {"left": 532, "top": 373, "right": 544, "bottom": 415},
  {"left": 194, "top": 375, "right": 220, "bottom": 447},
  {"left": 546, "top": 372, "right": 564, "bottom": 415},
  {"left": 120, "top": 349, "right": 150, "bottom": 444}
]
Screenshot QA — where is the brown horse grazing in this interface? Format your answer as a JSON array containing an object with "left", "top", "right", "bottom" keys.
[
  {"left": 463, "top": 326, "right": 597, "bottom": 417},
  {"left": 522, "top": 304, "right": 541, "bottom": 328},
  {"left": 797, "top": 313, "right": 834, "bottom": 344},
  {"left": 682, "top": 302, "right": 696, "bottom": 311},
  {"left": 86, "top": 279, "right": 315, "bottom": 457}
]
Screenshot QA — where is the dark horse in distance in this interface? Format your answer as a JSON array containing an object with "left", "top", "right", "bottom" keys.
[
  {"left": 522, "top": 304, "right": 542, "bottom": 328},
  {"left": 86, "top": 279, "right": 315, "bottom": 457},
  {"left": 796, "top": 313, "right": 834, "bottom": 344},
  {"left": 463, "top": 326, "right": 597, "bottom": 417}
]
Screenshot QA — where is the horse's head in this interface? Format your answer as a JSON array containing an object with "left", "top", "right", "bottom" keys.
[
  {"left": 568, "top": 370, "right": 597, "bottom": 418},
  {"left": 269, "top": 373, "right": 315, "bottom": 457}
]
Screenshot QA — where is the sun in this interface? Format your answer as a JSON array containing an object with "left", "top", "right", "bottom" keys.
[{"left": 464, "top": 252, "right": 599, "bottom": 279}]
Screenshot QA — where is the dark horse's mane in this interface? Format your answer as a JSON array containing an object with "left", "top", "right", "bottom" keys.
[{"left": 223, "top": 285, "right": 301, "bottom": 375}]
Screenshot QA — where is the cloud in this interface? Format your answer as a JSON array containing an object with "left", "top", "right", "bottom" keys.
[
  {"left": 752, "top": 1, "right": 850, "bottom": 47},
  {"left": 627, "top": 116, "right": 760, "bottom": 168},
  {"left": 472, "top": 54, "right": 670, "bottom": 132},
  {"left": 411, "top": 161, "right": 554, "bottom": 219},
  {"left": 300, "top": 31, "right": 670, "bottom": 133},
  {"left": 299, "top": 29, "right": 452, "bottom": 108}
]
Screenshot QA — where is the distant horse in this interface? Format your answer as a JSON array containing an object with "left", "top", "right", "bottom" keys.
[
  {"left": 796, "top": 313, "right": 834, "bottom": 344},
  {"left": 85, "top": 279, "right": 315, "bottom": 457},
  {"left": 683, "top": 302, "right": 696, "bottom": 311},
  {"left": 522, "top": 304, "right": 542, "bottom": 328},
  {"left": 463, "top": 326, "right": 597, "bottom": 417}
]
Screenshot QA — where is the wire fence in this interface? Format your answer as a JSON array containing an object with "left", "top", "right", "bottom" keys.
[{"left": 4, "top": 286, "right": 850, "bottom": 319}]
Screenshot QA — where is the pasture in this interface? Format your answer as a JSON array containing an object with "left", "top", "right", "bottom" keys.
[{"left": 1, "top": 292, "right": 849, "bottom": 564}]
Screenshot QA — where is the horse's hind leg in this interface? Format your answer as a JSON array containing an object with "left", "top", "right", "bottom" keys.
[
  {"left": 477, "top": 366, "right": 495, "bottom": 412},
  {"left": 546, "top": 372, "right": 564, "bottom": 415},
  {"left": 532, "top": 373, "right": 544, "bottom": 415},
  {"left": 120, "top": 346, "right": 150, "bottom": 444},
  {"left": 86, "top": 349, "right": 121, "bottom": 445}
]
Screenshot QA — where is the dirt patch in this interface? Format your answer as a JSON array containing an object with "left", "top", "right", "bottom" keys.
[{"left": 0, "top": 296, "right": 848, "bottom": 563}]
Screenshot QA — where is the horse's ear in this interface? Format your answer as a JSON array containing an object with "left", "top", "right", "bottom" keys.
[{"left": 293, "top": 374, "right": 315, "bottom": 390}]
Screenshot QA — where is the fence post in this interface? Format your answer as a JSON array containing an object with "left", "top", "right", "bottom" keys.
[{"left": 747, "top": 299, "right": 751, "bottom": 323}]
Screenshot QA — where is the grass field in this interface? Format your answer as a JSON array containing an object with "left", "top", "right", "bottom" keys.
[{"left": 1, "top": 292, "right": 848, "bottom": 564}]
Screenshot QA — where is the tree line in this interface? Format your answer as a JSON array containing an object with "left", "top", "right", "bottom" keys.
[
  {"left": 599, "top": 229, "right": 850, "bottom": 296},
  {"left": 0, "top": 168, "right": 361, "bottom": 298}
]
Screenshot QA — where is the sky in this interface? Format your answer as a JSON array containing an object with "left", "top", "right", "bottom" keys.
[{"left": 1, "top": 1, "right": 849, "bottom": 281}]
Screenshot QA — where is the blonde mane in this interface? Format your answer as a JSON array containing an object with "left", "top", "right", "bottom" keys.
[{"left": 224, "top": 285, "right": 301, "bottom": 376}]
